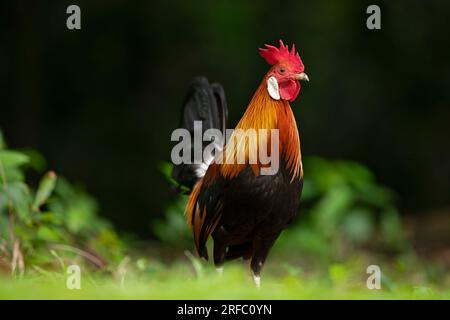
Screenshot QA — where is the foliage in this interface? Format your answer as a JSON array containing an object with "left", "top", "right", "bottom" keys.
[
  {"left": 0, "top": 130, "right": 124, "bottom": 277},
  {"left": 277, "top": 157, "right": 408, "bottom": 261},
  {"left": 153, "top": 196, "right": 190, "bottom": 246},
  {"left": 153, "top": 163, "right": 190, "bottom": 246}
]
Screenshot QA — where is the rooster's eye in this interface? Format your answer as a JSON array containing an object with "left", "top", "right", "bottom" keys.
[{"left": 279, "top": 68, "right": 285, "bottom": 74}]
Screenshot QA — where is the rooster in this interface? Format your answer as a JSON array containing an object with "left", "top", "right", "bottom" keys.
[{"left": 172, "top": 40, "right": 309, "bottom": 287}]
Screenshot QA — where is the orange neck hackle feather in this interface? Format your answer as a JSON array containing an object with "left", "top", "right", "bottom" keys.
[{"left": 220, "top": 75, "right": 302, "bottom": 180}]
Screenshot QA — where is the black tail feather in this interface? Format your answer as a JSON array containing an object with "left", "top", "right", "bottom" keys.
[{"left": 171, "top": 77, "right": 228, "bottom": 192}]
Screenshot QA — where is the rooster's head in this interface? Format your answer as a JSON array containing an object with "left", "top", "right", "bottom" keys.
[{"left": 259, "top": 40, "right": 308, "bottom": 102}]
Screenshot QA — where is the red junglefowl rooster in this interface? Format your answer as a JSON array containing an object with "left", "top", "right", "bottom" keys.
[{"left": 172, "top": 40, "right": 309, "bottom": 287}]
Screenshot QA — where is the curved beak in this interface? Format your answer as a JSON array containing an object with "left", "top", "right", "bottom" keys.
[{"left": 294, "top": 72, "right": 309, "bottom": 82}]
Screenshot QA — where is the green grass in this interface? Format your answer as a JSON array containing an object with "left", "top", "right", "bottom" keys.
[{"left": 1, "top": 260, "right": 448, "bottom": 300}]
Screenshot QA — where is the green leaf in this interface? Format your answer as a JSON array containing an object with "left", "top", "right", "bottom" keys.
[
  {"left": 335, "top": 161, "right": 375, "bottom": 187},
  {"left": 66, "top": 196, "right": 97, "bottom": 233},
  {"left": 288, "top": 226, "right": 331, "bottom": 257},
  {"left": 159, "top": 161, "right": 173, "bottom": 179},
  {"left": 7, "top": 181, "right": 32, "bottom": 223},
  {"left": 19, "top": 149, "right": 47, "bottom": 173},
  {"left": 311, "top": 186, "right": 355, "bottom": 235},
  {"left": 380, "top": 207, "right": 405, "bottom": 246},
  {"left": 340, "top": 208, "right": 374, "bottom": 244},
  {"left": 299, "top": 178, "right": 319, "bottom": 201},
  {"left": 304, "top": 157, "right": 347, "bottom": 192},
  {"left": 158, "top": 161, "right": 190, "bottom": 193},
  {"left": 153, "top": 196, "right": 189, "bottom": 245},
  {"left": 37, "top": 212, "right": 63, "bottom": 225},
  {"left": 32, "top": 171, "right": 57, "bottom": 211},
  {"left": 1, "top": 167, "right": 26, "bottom": 183},
  {"left": 36, "top": 226, "right": 62, "bottom": 242},
  {"left": 0, "top": 150, "right": 29, "bottom": 168}
]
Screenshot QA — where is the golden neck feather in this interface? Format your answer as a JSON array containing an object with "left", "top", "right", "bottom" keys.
[{"left": 220, "top": 79, "right": 302, "bottom": 180}]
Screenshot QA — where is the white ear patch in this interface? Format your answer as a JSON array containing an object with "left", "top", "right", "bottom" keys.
[{"left": 267, "top": 76, "right": 280, "bottom": 100}]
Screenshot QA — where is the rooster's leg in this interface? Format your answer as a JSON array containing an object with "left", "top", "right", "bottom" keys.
[
  {"left": 213, "top": 239, "right": 227, "bottom": 274},
  {"left": 250, "top": 233, "right": 280, "bottom": 288},
  {"left": 212, "top": 226, "right": 230, "bottom": 274}
]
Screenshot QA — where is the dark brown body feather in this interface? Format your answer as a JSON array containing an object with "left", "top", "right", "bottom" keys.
[{"left": 207, "top": 160, "right": 302, "bottom": 275}]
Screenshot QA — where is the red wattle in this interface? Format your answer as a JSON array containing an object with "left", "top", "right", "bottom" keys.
[{"left": 279, "top": 80, "right": 300, "bottom": 102}]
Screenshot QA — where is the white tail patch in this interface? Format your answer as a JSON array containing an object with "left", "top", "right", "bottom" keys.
[
  {"left": 194, "top": 141, "right": 223, "bottom": 178},
  {"left": 267, "top": 76, "right": 280, "bottom": 100}
]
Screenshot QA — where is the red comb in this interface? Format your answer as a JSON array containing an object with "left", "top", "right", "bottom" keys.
[{"left": 259, "top": 40, "right": 304, "bottom": 72}]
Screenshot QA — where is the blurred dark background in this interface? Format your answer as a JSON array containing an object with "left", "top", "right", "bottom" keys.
[{"left": 1, "top": 0, "right": 449, "bottom": 237}]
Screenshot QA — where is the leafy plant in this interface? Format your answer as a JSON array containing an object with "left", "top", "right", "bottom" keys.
[
  {"left": 278, "top": 157, "right": 408, "bottom": 260},
  {"left": 0, "top": 130, "right": 124, "bottom": 276},
  {"left": 153, "top": 162, "right": 191, "bottom": 246}
]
